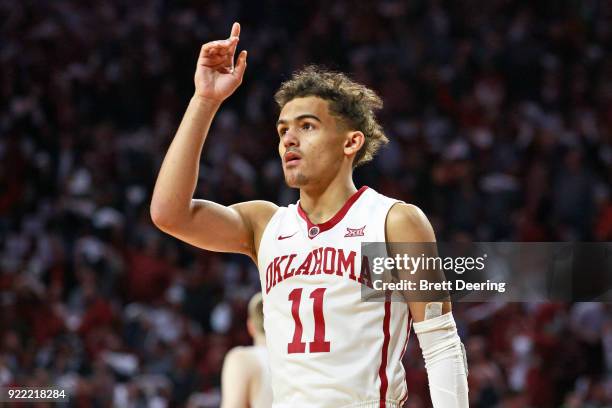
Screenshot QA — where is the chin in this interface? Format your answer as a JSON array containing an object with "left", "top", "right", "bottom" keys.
[{"left": 284, "top": 172, "right": 308, "bottom": 188}]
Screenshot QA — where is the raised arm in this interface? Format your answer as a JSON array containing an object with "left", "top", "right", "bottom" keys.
[{"left": 150, "top": 23, "right": 276, "bottom": 260}]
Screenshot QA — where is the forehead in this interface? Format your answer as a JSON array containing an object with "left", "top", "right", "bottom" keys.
[{"left": 278, "top": 96, "right": 332, "bottom": 123}]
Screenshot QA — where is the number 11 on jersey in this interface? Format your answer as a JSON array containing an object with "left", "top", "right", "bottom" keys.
[{"left": 288, "top": 288, "right": 331, "bottom": 354}]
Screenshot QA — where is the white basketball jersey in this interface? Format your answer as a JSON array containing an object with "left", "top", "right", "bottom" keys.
[{"left": 257, "top": 186, "right": 412, "bottom": 408}]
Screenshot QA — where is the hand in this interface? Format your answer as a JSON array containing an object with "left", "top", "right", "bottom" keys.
[{"left": 194, "top": 22, "right": 247, "bottom": 103}]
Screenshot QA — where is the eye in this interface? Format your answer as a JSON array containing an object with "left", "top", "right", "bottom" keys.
[
  {"left": 278, "top": 127, "right": 288, "bottom": 136},
  {"left": 301, "top": 122, "right": 314, "bottom": 131}
]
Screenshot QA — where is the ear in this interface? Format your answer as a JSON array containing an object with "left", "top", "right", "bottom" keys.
[
  {"left": 247, "top": 318, "right": 255, "bottom": 338},
  {"left": 344, "top": 131, "right": 365, "bottom": 157}
]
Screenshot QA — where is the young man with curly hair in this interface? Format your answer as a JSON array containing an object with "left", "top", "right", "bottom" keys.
[{"left": 151, "top": 23, "right": 468, "bottom": 408}]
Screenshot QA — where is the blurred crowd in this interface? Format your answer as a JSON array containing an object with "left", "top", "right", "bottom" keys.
[{"left": 1, "top": 0, "right": 611, "bottom": 407}]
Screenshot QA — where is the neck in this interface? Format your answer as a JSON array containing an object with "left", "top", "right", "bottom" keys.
[
  {"left": 253, "top": 334, "right": 266, "bottom": 347},
  {"left": 299, "top": 174, "right": 357, "bottom": 224}
]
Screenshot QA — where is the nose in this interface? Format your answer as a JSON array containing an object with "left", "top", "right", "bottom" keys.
[{"left": 281, "top": 128, "right": 299, "bottom": 149}]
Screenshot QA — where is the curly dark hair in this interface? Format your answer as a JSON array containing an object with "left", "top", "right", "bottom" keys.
[{"left": 274, "top": 66, "right": 388, "bottom": 167}]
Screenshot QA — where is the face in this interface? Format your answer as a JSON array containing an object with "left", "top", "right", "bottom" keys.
[{"left": 276, "top": 96, "right": 362, "bottom": 188}]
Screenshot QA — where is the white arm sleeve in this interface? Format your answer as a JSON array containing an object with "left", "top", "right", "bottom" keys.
[{"left": 413, "top": 311, "right": 469, "bottom": 408}]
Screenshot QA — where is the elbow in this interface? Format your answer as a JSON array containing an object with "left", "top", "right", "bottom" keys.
[
  {"left": 149, "top": 203, "right": 168, "bottom": 230},
  {"left": 149, "top": 200, "right": 179, "bottom": 231}
]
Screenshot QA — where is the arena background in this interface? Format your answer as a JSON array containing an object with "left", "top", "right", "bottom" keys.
[{"left": 1, "top": 0, "right": 611, "bottom": 407}]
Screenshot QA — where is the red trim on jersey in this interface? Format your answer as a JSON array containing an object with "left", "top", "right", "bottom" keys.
[
  {"left": 399, "top": 306, "right": 412, "bottom": 406},
  {"left": 378, "top": 297, "right": 391, "bottom": 407},
  {"left": 297, "top": 186, "right": 369, "bottom": 239}
]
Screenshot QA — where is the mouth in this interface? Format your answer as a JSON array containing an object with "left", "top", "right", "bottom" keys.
[{"left": 284, "top": 151, "right": 302, "bottom": 167}]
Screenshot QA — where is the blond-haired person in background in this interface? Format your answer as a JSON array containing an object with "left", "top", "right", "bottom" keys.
[{"left": 221, "top": 293, "right": 272, "bottom": 408}]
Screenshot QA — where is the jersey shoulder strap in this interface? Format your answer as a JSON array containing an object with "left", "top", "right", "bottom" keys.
[{"left": 362, "top": 188, "right": 403, "bottom": 242}]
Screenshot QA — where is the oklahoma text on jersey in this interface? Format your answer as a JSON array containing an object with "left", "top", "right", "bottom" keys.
[
  {"left": 257, "top": 186, "right": 413, "bottom": 408},
  {"left": 264, "top": 247, "right": 374, "bottom": 293}
]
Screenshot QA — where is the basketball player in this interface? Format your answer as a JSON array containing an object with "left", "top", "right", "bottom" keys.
[
  {"left": 151, "top": 22, "right": 469, "bottom": 408},
  {"left": 221, "top": 293, "right": 272, "bottom": 408}
]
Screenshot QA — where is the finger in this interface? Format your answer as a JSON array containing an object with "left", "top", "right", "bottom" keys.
[
  {"left": 228, "top": 37, "right": 240, "bottom": 69},
  {"left": 233, "top": 50, "right": 247, "bottom": 80},
  {"left": 200, "top": 49, "right": 234, "bottom": 65},
  {"left": 213, "top": 38, "right": 236, "bottom": 47},
  {"left": 202, "top": 48, "right": 232, "bottom": 62},
  {"left": 229, "top": 47, "right": 238, "bottom": 72},
  {"left": 201, "top": 44, "right": 218, "bottom": 58},
  {"left": 203, "top": 41, "right": 232, "bottom": 53},
  {"left": 229, "top": 22, "right": 240, "bottom": 39},
  {"left": 227, "top": 23, "right": 241, "bottom": 70},
  {"left": 201, "top": 39, "right": 236, "bottom": 55},
  {"left": 199, "top": 55, "right": 231, "bottom": 67},
  {"left": 227, "top": 41, "right": 240, "bottom": 73},
  {"left": 201, "top": 61, "right": 232, "bottom": 72},
  {"left": 206, "top": 43, "right": 238, "bottom": 60},
  {"left": 198, "top": 51, "right": 231, "bottom": 67},
  {"left": 202, "top": 48, "right": 231, "bottom": 58}
]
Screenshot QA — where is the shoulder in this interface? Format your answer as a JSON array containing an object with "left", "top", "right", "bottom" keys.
[
  {"left": 223, "top": 346, "right": 257, "bottom": 372},
  {"left": 386, "top": 202, "right": 428, "bottom": 227},
  {"left": 231, "top": 200, "right": 279, "bottom": 233},
  {"left": 224, "top": 345, "right": 250, "bottom": 359},
  {"left": 385, "top": 202, "right": 436, "bottom": 242},
  {"left": 230, "top": 200, "right": 279, "bottom": 222},
  {"left": 228, "top": 201, "right": 279, "bottom": 261}
]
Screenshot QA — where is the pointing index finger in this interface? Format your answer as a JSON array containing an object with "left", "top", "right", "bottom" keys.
[
  {"left": 230, "top": 22, "right": 240, "bottom": 39},
  {"left": 227, "top": 22, "right": 241, "bottom": 72}
]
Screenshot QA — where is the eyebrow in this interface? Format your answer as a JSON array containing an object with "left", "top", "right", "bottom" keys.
[{"left": 276, "top": 114, "right": 322, "bottom": 127}]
